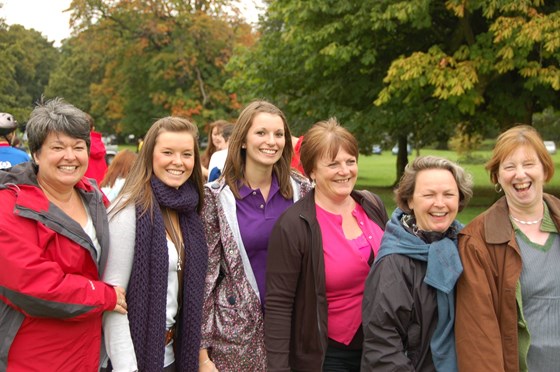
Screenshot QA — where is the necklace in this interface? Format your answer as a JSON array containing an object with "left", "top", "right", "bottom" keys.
[
  {"left": 510, "top": 215, "right": 542, "bottom": 225},
  {"left": 165, "top": 208, "right": 184, "bottom": 271}
]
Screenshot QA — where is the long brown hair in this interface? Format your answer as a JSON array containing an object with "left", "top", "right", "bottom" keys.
[
  {"left": 112, "top": 117, "right": 204, "bottom": 217},
  {"left": 100, "top": 149, "right": 137, "bottom": 188},
  {"left": 222, "top": 100, "right": 294, "bottom": 199}
]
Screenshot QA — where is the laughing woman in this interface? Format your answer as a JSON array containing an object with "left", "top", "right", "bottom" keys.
[
  {"left": 199, "top": 100, "right": 311, "bottom": 371},
  {"left": 102, "top": 117, "right": 208, "bottom": 371},
  {"left": 456, "top": 125, "right": 560, "bottom": 372},
  {"left": 361, "top": 156, "right": 473, "bottom": 372}
]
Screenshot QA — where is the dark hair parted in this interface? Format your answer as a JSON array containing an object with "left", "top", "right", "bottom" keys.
[
  {"left": 26, "top": 97, "right": 90, "bottom": 157},
  {"left": 486, "top": 124, "right": 554, "bottom": 184},
  {"left": 222, "top": 100, "right": 293, "bottom": 199},
  {"left": 100, "top": 149, "right": 138, "bottom": 189},
  {"left": 115, "top": 117, "right": 204, "bottom": 216},
  {"left": 299, "top": 118, "right": 358, "bottom": 180},
  {"left": 395, "top": 155, "right": 473, "bottom": 213}
]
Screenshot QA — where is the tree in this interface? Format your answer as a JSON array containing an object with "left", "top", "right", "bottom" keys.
[
  {"left": 227, "top": 0, "right": 560, "bottom": 183},
  {"left": 47, "top": 0, "right": 256, "bottom": 136},
  {"left": 0, "top": 23, "right": 59, "bottom": 123}
]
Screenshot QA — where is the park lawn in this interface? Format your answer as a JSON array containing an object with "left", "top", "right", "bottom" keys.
[{"left": 358, "top": 149, "right": 560, "bottom": 224}]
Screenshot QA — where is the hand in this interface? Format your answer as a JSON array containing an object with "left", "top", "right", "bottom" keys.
[
  {"left": 199, "top": 349, "right": 218, "bottom": 372},
  {"left": 113, "top": 286, "right": 127, "bottom": 314},
  {"left": 199, "top": 358, "right": 218, "bottom": 372}
]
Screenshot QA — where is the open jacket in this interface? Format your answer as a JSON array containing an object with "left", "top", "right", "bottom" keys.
[
  {"left": 200, "top": 172, "right": 311, "bottom": 371},
  {"left": 0, "top": 162, "right": 116, "bottom": 372},
  {"left": 455, "top": 194, "right": 560, "bottom": 372},
  {"left": 265, "top": 189, "right": 388, "bottom": 372}
]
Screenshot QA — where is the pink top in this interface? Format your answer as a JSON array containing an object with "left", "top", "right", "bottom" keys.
[{"left": 316, "top": 202, "right": 384, "bottom": 345}]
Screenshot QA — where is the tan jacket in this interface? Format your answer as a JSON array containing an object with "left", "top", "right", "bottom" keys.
[{"left": 455, "top": 194, "right": 560, "bottom": 372}]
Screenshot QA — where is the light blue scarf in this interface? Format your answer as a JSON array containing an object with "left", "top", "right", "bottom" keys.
[{"left": 375, "top": 208, "right": 463, "bottom": 372}]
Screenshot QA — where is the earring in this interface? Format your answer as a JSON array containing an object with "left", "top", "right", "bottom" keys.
[
  {"left": 241, "top": 144, "right": 246, "bottom": 149},
  {"left": 494, "top": 183, "right": 502, "bottom": 193},
  {"left": 311, "top": 179, "right": 316, "bottom": 188}
]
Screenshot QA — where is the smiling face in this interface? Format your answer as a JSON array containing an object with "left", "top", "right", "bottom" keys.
[
  {"left": 243, "top": 112, "right": 286, "bottom": 170},
  {"left": 497, "top": 145, "right": 546, "bottom": 212},
  {"left": 34, "top": 131, "right": 89, "bottom": 191},
  {"left": 311, "top": 147, "right": 358, "bottom": 203},
  {"left": 152, "top": 131, "right": 195, "bottom": 188},
  {"left": 408, "top": 168, "right": 459, "bottom": 232}
]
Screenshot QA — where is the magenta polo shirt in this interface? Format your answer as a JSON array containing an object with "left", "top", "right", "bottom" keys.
[
  {"left": 236, "top": 174, "right": 293, "bottom": 307},
  {"left": 316, "top": 202, "right": 384, "bottom": 345}
]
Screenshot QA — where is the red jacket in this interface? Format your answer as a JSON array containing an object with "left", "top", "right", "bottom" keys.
[
  {"left": 84, "top": 131, "right": 108, "bottom": 185},
  {"left": 0, "top": 162, "right": 116, "bottom": 372}
]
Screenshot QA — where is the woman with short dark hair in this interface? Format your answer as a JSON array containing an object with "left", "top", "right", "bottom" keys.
[{"left": 0, "top": 97, "right": 126, "bottom": 371}]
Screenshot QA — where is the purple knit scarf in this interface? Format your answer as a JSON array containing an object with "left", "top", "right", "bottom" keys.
[{"left": 127, "top": 176, "right": 208, "bottom": 371}]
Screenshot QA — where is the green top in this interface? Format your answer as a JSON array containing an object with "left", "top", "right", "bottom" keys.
[{"left": 514, "top": 202, "right": 558, "bottom": 372}]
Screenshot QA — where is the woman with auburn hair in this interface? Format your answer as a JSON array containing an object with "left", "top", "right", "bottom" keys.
[
  {"left": 266, "top": 118, "right": 389, "bottom": 371},
  {"left": 100, "top": 149, "right": 137, "bottom": 202},
  {"left": 199, "top": 100, "right": 311, "bottom": 371},
  {"left": 456, "top": 125, "right": 560, "bottom": 371}
]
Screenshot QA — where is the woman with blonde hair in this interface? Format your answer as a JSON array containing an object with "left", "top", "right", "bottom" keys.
[{"left": 102, "top": 117, "right": 208, "bottom": 371}]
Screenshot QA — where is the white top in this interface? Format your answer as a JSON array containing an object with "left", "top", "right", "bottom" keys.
[
  {"left": 101, "top": 177, "right": 126, "bottom": 203},
  {"left": 102, "top": 201, "right": 179, "bottom": 371},
  {"left": 207, "top": 148, "right": 228, "bottom": 181},
  {"left": 81, "top": 196, "right": 101, "bottom": 261}
]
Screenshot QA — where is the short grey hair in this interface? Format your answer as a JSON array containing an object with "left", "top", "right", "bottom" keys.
[
  {"left": 395, "top": 155, "right": 473, "bottom": 213},
  {"left": 26, "top": 97, "right": 90, "bottom": 157}
]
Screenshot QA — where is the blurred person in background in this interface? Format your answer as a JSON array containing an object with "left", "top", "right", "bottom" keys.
[
  {"left": 456, "top": 125, "right": 560, "bottom": 372},
  {"left": 207, "top": 122, "right": 234, "bottom": 182},
  {"left": 266, "top": 118, "right": 388, "bottom": 371},
  {"left": 200, "top": 120, "right": 230, "bottom": 179},
  {"left": 100, "top": 149, "right": 138, "bottom": 203},
  {"left": 199, "top": 100, "right": 311, "bottom": 371},
  {"left": 0, "top": 97, "right": 126, "bottom": 371},
  {"left": 361, "top": 156, "right": 472, "bottom": 372},
  {"left": 84, "top": 113, "right": 108, "bottom": 185},
  {"left": 102, "top": 117, "right": 208, "bottom": 371},
  {"left": 0, "top": 112, "right": 30, "bottom": 170}
]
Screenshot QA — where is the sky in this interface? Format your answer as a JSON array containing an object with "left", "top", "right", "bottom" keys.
[
  {"left": 0, "top": 0, "right": 264, "bottom": 47},
  {"left": 1, "top": 0, "right": 73, "bottom": 46}
]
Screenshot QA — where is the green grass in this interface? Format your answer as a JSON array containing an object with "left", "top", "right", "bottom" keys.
[{"left": 357, "top": 149, "right": 560, "bottom": 224}]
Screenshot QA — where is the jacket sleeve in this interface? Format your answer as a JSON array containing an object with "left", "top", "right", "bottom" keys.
[
  {"left": 361, "top": 256, "right": 415, "bottom": 372},
  {"left": 200, "top": 187, "right": 222, "bottom": 349},
  {"left": 265, "top": 216, "right": 303, "bottom": 372},
  {"left": 456, "top": 234, "right": 506, "bottom": 372},
  {"left": 102, "top": 203, "right": 138, "bottom": 371},
  {"left": 0, "top": 211, "right": 116, "bottom": 321}
]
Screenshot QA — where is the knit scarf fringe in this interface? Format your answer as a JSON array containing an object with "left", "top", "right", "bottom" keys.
[{"left": 127, "top": 176, "right": 208, "bottom": 371}]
